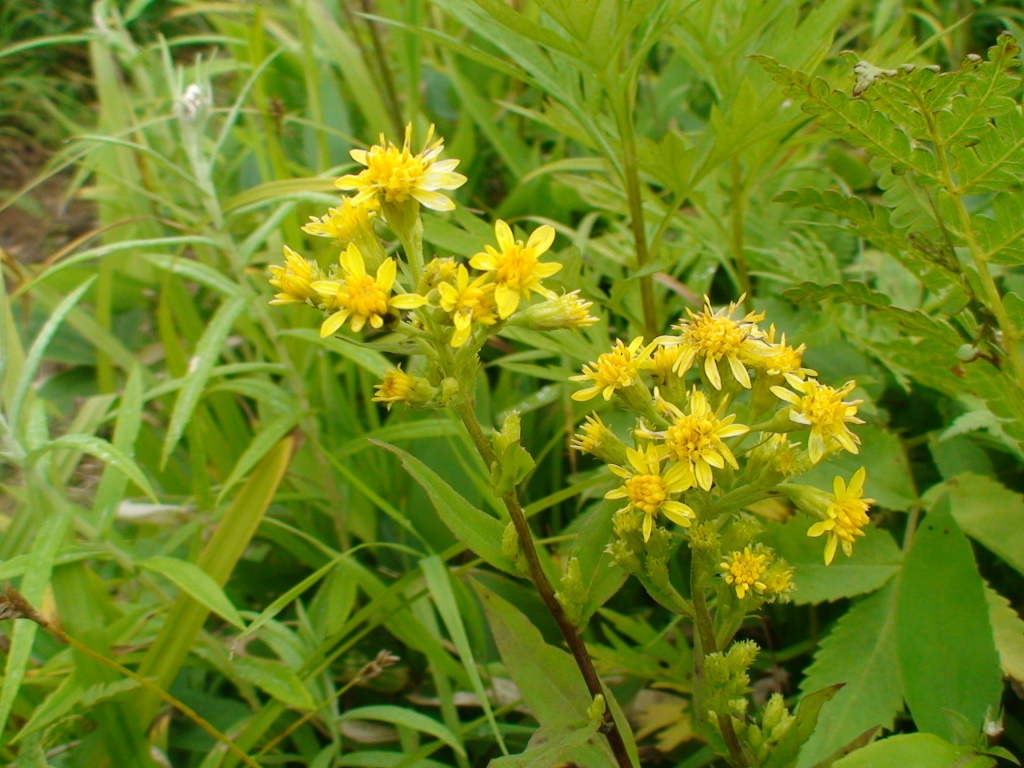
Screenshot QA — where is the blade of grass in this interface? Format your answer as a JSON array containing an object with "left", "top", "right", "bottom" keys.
[{"left": 133, "top": 436, "right": 294, "bottom": 726}]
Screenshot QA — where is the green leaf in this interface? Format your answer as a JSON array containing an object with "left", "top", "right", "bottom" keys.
[
  {"left": 832, "top": 733, "right": 995, "bottom": 768},
  {"left": 133, "top": 437, "right": 293, "bottom": 726},
  {"left": 8, "top": 276, "right": 95, "bottom": 431},
  {"left": 764, "top": 684, "right": 843, "bottom": 768},
  {"left": 215, "top": 410, "right": 299, "bottom": 505},
  {"left": 796, "top": 581, "right": 904, "bottom": 768},
  {"left": 0, "top": 504, "right": 72, "bottom": 733},
  {"left": 279, "top": 328, "right": 390, "bottom": 376},
  {"left": 489, "top": 719, "right": 603, "bottom": 768},
  {"left": 760, "top": 516, "right": 902, "bottom": 605},
  {"left": 473, "top": 580, "right": 618, "bottom": 767},
  {"left": 161, "top": 295, "right": 248, "bottom": 467},
  {"left": 29, "top": 433, "right": 158, "bottom": 503},
  {"left": 985, "top": 583, "right": 1024, "bottom": 684},
  {"left": 925, "top": 472, "right": 1024, "bottom": 577},
  {"left": 420, "top": 556, "right": 506, "bottom": 754},
  {"left": 143, "top": 253, "right": 243, "bottom": 298},
  {"left": 232, "top": 655, "right": 315, "bottom": 710},
  {"left": 567, "top": 501, "right": 629, "bottom": 624},
  {"left": 473, "top": 579, "right": 589, "bottom": 726},
  {"left": 897, "top": 497, "right": 1002, "bottom": 741},
  {"left": 138, "top": 556, "right": 245, "bottom": 630},
  {"left": 372, "top": 440, "right": 516, "bottom": 574},
  {"left": 339, "top": 705, "right": 466, "bottom": 757}
]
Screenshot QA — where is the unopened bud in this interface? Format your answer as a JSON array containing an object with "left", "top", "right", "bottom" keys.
[{"left": 509, "top": 290, "right": 597, "bottom": 330}]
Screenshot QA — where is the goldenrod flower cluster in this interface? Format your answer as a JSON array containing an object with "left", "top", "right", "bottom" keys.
[
  {"left": 570, "top": 296, "right": 873, "bottom": 568},
  {"left": 266, "top": 124, "right": 596, "bottom": 411}
]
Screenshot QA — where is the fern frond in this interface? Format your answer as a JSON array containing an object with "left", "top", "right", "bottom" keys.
[{"left": 753, "top": 55, "right": 942, "bottom": 184}]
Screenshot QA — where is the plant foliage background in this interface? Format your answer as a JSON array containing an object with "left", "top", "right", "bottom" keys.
[{"left": 2, "top": 0, "right": 1024, "bottom": 766}]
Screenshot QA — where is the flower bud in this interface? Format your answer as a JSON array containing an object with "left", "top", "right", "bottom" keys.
[
  {"left": 372, "top": 366, "right": 435, "bottom": 409},
  {"left": 555, "top": 557, "right": 587, "bottom": 628},
  {"left": 569, "top": 414, "right": 629, "bottom": 465},
  {"left": 508, "top": 290, "right": 598, "bottom": 330}
]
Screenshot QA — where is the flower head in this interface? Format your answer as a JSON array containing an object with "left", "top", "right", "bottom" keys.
[
  {"left": 372, "top": 366, "right": 434, "bottom": 409},
  {"left": 311, "top": 244, "right": 427, "bottom": 336},
  {"left": 570, "top": 338, "right": 652, "bottom": 402},
  {"left": 605, "top": 444, "right": 695, "bottom": 541},
  {"left": 269, "top": 246, "right": 323, "bottom": 305},
  {"left": 664, "top": 296, "right": 765, "bottom": 389},
  {"left": 336, "top": 123, "right": 467, "bottom": 212},
  {"left": 720, "top": 546, "right": 769, "bottom": 599},
  {"left": 642, "top": 343, "right": 686, "bottom": 382},
  {"left": 570, "top": 413, "right": 628, "bottom": 465},
  {"left": 437, "top": 264, "right": 497, "bottom": 347},
  {"left": 302, "top": 197, "right": 378, "bottom": 243},
  {"left": 808, "top": 467, "right": 874, "bottom": 565},
  {"left": 640, "top": 389, "right": 749, "bottom": 491},
  {"left": 570, "top": 414, "right": 613, "bottom": 455},
  {"left": 770, "top": 375, "right": 864, "bottom": 463},
  {"left": 422, "top": 257, "right": 461, "bottom": 291},
  {"left": 743, "top": 324, "right": 816, "bottom": 379},
  {"left": 470, "top": 220, "right": 562, "bottom": 318},
  {"left": 513, "top": 290, "right": 598, "bottom": 331}
]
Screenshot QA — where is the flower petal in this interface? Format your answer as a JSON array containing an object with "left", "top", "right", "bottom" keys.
[
  {"left": 526, "top": 224, "right": 555, "bottom": 255},
  {"left": 320, "top": 310, "right": 350, "bottom": 338},
  {"left": 411, "top": 189, "right": 456, "bottom": 211},
  {"left": 495, "top": 220, "right": 515, "bottom": 251}
]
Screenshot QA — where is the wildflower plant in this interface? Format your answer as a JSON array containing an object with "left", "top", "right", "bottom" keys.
[{"left": 267, "top": 124, "right": 875, "bottom": 768}]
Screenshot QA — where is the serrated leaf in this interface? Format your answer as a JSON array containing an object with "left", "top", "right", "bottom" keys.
[
  {"left": 760, "top": 517, "right": 901, "bottom": 605},
  {"left": 139, "top": 556, "right": 245, "bottom": 629},
  {"left": 796, "top": 582, "right": 904, "bottom": 768},
  {"left": 372, "top": 441, "right": 516, "bottom": 575},
  {"left": 985, "top": 583, "right": 1024, "bottom": 683},
  {"left": 896, "top": 497, "right": 1002, "bottom": 741}
]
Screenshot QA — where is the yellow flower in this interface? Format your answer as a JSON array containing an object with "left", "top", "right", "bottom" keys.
[
  {"left": 311, "top": 243, "right": 427, "bottom": 336},
  {"left": 469, "top": 220, "right": 562, "bottom": 318},
  {"left": 763, "top": 566, "right": 796, "bottom": 601},
  {"left": 809, "top": 467, "right": 875, "bottom": 565},
  {"left": 513, "top": 290, "right": 598, "bottom": 330},
  {"left": 570, "top": 414, "right": 613, "bottom": 455},
  {"left": 570, "top": 337, "right": 652, "bottom": 402},
  {"left": 302, "top": 197, "right": 378, "bottom": 242},
  {"left": 437, "top": 264, "right": 497, "bottom": 347},
  {"left": 770, "top": 375, "right": 864, "bottom": 463},
  {"left": 742, "top": 324, "right": 816, "bottom": 379},
  {"left": 720, "top": 546, "right": 769, "bottom": 599},
  {"left": 641, "top": 389, "right": 749, "bottom": 492},
  {"left": 422, "top": 257, "right": 461, "bottom": 290},
  {"left": 642, "top": 343, "right": 685, "bottom": 382},
  {"left": 268, "top": 246, "right": 323, "bottom": 305},
  {"left": 605, "top": 444, "right": 696, "bottom": 541},
  {"left": 336, "top": 123, "right": 467, "bottom": 211},
  {"left": 372, "top": 366, "right": 433, "bottom": 409},
  {"left": 664, "top": 296, "right": 765, "bottom": 390}
]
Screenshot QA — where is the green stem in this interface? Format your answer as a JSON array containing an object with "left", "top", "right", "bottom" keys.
[
  {"left": 691, "top": 558, "right": 749, "bottom": 768},
  {"left": 453, "top": 401, "right": 634, "bottom": 768},
  {"left": 611, "top": 85, "right": 658, "bottom": 340},
  {"left": 730, "top": 157, "right": 752, "bottom": 310}
]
